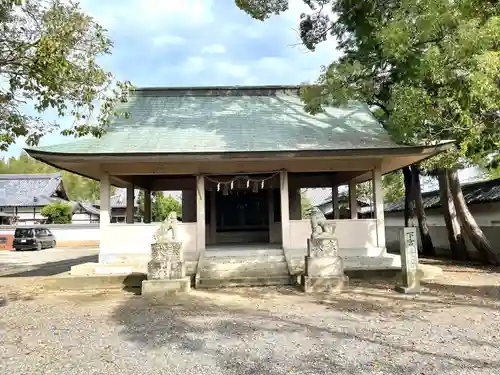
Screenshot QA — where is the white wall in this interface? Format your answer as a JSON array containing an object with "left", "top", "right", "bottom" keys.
[
  {"left": 289, "top": 219, "right": 381, "bottom": 256},
  {"left": 384, "top": 201, "right": 500, "bottom": 259},
  {"left": 0, "top": 223, "right": 100, "bottom": 247},
  {"left": 0, "top": 206, "right": 98, "bottom": 224},
  {"left": 99, "top": 223, "right": 198, "bottom": 265}
]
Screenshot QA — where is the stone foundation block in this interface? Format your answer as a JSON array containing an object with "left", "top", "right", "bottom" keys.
[
  {"left": 305, "top": 256, "right": 343, "bottom": 277},
  {"left": 302, "top": 276, "right": 348, "bottom": 294},
  {"left": 141, "top": 277, "right": 191, "bottom": 297},
  {"left": 147, "top": 261, "right": 186, "bottom": 280}
]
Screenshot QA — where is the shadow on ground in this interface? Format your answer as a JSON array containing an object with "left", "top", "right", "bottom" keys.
[
  {"left": 420, "top": 257, "right": 500, "bottom": 274},
  {"left": 109, "top": 287, "right": 500, "bottom": 374},
  {"left": 212, "top": 275, "right": 500, "bottom": 314},
  {"left": 0, "top": 254, "right": 98, "bottom": 277}
]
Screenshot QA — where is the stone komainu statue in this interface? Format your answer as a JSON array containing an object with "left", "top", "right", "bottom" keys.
[
  {"left": 153, "top": 212, "right": 178, "bottom": 243},
  {"left": 309, "top": 207, "right": 335, "bottom": 237}
]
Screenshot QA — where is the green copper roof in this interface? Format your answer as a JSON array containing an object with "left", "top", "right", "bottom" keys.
[{"left": 28, "top": 86, "right": 405, "bottom": 155}]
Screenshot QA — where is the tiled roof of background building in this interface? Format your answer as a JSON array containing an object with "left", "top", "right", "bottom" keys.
[
  {"left": 385, "top": 177, "right": 500, "bottom": 212},
  {"left": 0, "top": 173, "right": 68, "bottom": 207}
]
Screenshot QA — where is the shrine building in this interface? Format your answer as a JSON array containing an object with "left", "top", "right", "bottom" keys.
[{"left": 25, "top": 85, "right": 452, "bottom": 283}]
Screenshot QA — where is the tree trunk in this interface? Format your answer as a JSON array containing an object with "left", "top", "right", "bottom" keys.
[
  {"left": 448, "top": 169, "right": 500, "bottom": 265},
  {"left": 437, "top": 169, "right": 469, "bottom": 261},
  {"left": 402, "top": 166, "right": 417, "bottom": 228},
  {"left": 412, "top": 164, "right": 435, "bottom": 256}
]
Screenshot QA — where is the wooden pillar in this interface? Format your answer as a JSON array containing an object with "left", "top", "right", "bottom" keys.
[
  {"left": 280, "top": 171, "right": 290, "bottom": 249},
  {"left": 332, "top": 185, "right": 340, "bottom": 219},
  {"left": 349, "top": 180, "right": 358, "bottom": 219},
  {"left": 126, "top": 184, "right": 135, "bottom": 224},
  {"left": 268, "top": 189, "right": 275, "bottom": 243},
  {"left": 210, "top": 189, "right": 216, "bottom": 245},
  {"left": 196, "top": 175, "right": 206, "bottom": 251},
  {"left": 99, "top": 173, "right": 111, "bottom": 260},
  {"left": 143, "top": 189, "right": 151, "bottom": 223},
  {"left": 268, "top": 189, "right": 274, "bottom": 226},
  {"left": 181, "top": 190, "right": 196, "bottom": 222},
  {"left": 372, "top": 168, "right": 386, "bottom": 249},
  {"left": 289, "top": 188, "right": 302, "bottom": 220}
]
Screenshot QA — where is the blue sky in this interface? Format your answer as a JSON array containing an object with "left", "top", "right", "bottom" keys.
[
  {"left": 0, "top": 0, "right": 482, "bottom": 184},
  {"left": 3, "top": 0, "right": 340, "bottom": 157}
]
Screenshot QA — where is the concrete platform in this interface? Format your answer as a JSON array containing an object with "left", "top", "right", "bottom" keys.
[
  {"left": 0, "top": 273, "right": 147, "bottom": 292},
  {"left": 71, "top": 262, "right": 137, "bottom": 276}
]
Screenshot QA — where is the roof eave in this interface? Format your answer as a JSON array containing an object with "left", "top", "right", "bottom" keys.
[{"left": 24, "top": 141, "right": 455, "bottom": 162}]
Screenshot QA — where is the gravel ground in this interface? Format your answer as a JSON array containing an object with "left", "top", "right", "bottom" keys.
[{"left": 0, "top": 264, "right": 499, "bottom": 375}]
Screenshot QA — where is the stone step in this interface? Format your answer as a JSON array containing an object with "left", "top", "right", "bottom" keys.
[
  {"left": 196, "top": 276, "right": 292, "bottom": 288},
  {"left": 199, "top": 268, "right": 289, "bottom": 279},
  {"left": 199, "top": 269, "right": 290, "bottom": 279},
  {"left": 199, "top": 253, "right": 290, "bottom": 280},
  {"left": 202, "top": 255, "right": 286, "bottom": 264},
  {"left": 201, "top": 259, "right": 288, "bottom": 271},
  {"left": 204, "top": 249, "right": 284, "bottom": 258}
]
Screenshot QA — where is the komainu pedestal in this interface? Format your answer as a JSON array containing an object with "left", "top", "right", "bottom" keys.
[
  {"left": 142, "top": 212, "right": 190, "bottom": 297},
  {"left": 302, "top": 208, "right": 348, "bottom": 293},
  {"left": 147, "top": 242, "right": 186, "bottom": 280}
]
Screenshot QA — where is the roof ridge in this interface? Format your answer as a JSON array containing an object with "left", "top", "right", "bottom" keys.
[
  {"left": 0, "top": 172, "right": 62, "bottom": 180},
  {"left": 133, "top": 84, "right": 303, "bottom": 92}
]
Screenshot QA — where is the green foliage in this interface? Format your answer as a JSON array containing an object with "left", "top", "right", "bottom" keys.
[
  {"left": 0, "top": 152, "right": 106, "bottom": 201},
  {"left": 137, "top": 190, "right": 145, "bottom": 218},
  {"left": 40, "top": 201, "right": 72, "bottom": 223},
  {"left": 301, "top": 190, "right": 313, "bottom": 218},
  {"left": 138, "top": 191, "right": 182, "bottom": 222},
  {"left": 356, "top": 181, "right": 372, "bottom": 204},
  {"left": 152, "top": 192, "right": 182, "bottom": 222},
  {"left": 481, "top": 163, "right": 500, "bottom": 180},
  {"left": 0, "top": 0, "right": 133, "bottom": 151},
  {"left": 383, "top": 171, "right": 405, "bottom": 203},
  {"left": 238, "top": 0, "right": 500, "bottom": 169},
  {"left": 481, "top": 153, "right": 500, "bottom": 179},
  {"left": 235, "top": 0, "right": 289, "bottom": 21},
  {"left": 487, "top": 168, "right": 500, "bottom": 179}
]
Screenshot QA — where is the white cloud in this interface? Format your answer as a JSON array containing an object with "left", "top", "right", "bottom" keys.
[
  {"left": 3, "top": 0, "right": 343, "bottom": 157},
  {"left": 201, "top": 44, "right": 226, "bottom": 54},
  {"left": 152, "top": 35, "right": 185, "bottom": 46},
  {"left": 214, "top": 61, "right": 248, "bottom": 78},
  {"left": 80, "top": 0, "right": 215, "bottom": 31},
  {"left": 181, "top": 56, "right": 206, "bottom": 75}
]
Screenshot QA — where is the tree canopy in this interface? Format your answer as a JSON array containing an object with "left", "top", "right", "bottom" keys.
[
  {"left": 0, "top": 0, "right": 132, "bottom": 151},
  {"left": 237, "top": 0, "right": 500, "bottom": 263},
  {"left": 237, "top": 0, "right": 500, "bottom": 167},
  {"left": 40, "top": 201, "right": 72, "bottom": 223},
  {"left": 138, "top": 191, "right": 182, "bottom": 222}
]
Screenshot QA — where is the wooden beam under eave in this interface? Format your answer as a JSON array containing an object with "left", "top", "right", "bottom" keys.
[
  {"left": 146, "top": 176, "right": 197, "bottom": 191},
  {"left": 99, "top": 158, "right": 381, "bottom": 175},
  {"left": 287, "top": 171, "right": 367, "bottom": 188},
  {"left": 352, "top": 153, "right": 437, "bottom": 183}
]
